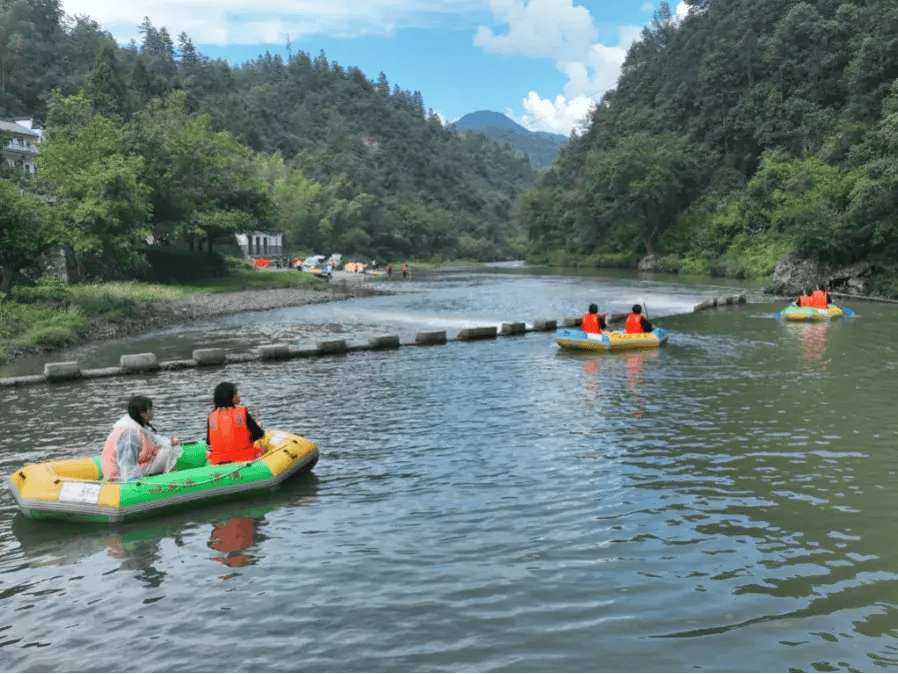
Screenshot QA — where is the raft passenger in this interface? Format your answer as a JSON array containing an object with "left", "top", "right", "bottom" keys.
[
  {"left": 101, "top": 395, "right": 182, "bottom": 482},
  {"left": 795, "top": 288, "right": 814, "bottom": 307},
  {"left": 625, "top": 304, "right": 653, "bottom": 334},
  {"left": 581, "top": 303, "right": 607, "bottom": 334},
  {"left": 207, "top": 382, "right": 265, "bottom": 465},
  {"left": 810, "top": 284, "right": 830, "bottom": 309}
]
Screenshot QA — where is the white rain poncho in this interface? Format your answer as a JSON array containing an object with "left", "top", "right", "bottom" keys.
[{"left": 102, "top": 414, "right": 183, "bottom": 482}]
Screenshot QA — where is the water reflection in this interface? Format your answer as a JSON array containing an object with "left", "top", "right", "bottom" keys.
[
  {"left": 209, "top": 516, "right": 261, "bottom": 572},
  {"left": 562, "top": 347, "right": 660, "bottom": 402},
  {"left": 783, "top": 322, "right": 831, "bottom": 374}
]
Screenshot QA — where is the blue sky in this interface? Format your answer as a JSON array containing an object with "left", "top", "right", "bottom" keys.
[{"left": 60, "top": 1, "right": 687, "bottom": 136}]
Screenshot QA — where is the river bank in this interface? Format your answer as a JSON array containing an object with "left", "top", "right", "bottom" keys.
[{"left": 4, "top": 271, "right": 386, "bottom": 364}]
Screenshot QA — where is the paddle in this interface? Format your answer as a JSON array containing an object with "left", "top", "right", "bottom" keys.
[
  {"left": 841, "top": 306, "right": 855, "bottom": 318},
  {"left": 642, "top": 299, "right": 654, "bottom": 332}
]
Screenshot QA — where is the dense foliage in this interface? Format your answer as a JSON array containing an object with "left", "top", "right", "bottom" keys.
[
  {"left": 0, "top": 0, "right": 537, "bottom": 290},
  {"left": 519, "top": 0, "right": 898, "bottom": 278}
]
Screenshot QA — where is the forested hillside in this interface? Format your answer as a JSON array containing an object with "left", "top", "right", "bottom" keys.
[
  {"left": 0, "top": 0, "right": 537, "bottom": 289},
  {"left": 519, "top": 0, "right": 898, "bottom": 292}
]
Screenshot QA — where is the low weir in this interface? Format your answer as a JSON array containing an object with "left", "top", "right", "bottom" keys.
[{"left": 0, "top": 293, "right": 747, "bottom": 388}]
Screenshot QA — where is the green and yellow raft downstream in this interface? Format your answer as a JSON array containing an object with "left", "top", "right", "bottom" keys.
[
  {"left": 776, "top": 305, "right": 853, "bottom": 322},
  {"left": 6, "top": 430, "right": 318, "bottom": 524}
]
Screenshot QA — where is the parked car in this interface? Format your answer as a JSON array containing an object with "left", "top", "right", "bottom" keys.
[{"left": 300, "top": 255, "right": 326, "bottom": 272}]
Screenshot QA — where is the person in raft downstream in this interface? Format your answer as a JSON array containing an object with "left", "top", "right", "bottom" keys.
[
  {"left": 811, "top": 283, "right": 831, "bottom": 309},
  {"left": 102, "top": 395, "right": 183, "bottom": 482},
  {"left": 207, "top": 382, "right": 265, "bottom": 465},
  {"left": 581, "top": 303, "right": 607, "bottom": 335},
  {"left": 625, "top": 304, "right": 653, "bottom": 334},
  {"left": 794, "top": 288, "right": 812, "bottom": 307}
]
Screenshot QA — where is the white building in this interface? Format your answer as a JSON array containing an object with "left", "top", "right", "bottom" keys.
[
  {"left": 236, "top": 231, "right": 284, "bottom": 257},
  {"left": 0, "top": 118, "right": 43, "bottom": 175}
]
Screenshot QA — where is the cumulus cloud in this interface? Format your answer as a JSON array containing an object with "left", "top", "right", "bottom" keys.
[
  {"left": 478, "top": 1, "right": 690, "bottom": 135},
  {"left": 473, "top": 0, "right": 596, "bottom": 61},
  {"left": 60, "top": 0, "right": 485, "bottom": 44}
]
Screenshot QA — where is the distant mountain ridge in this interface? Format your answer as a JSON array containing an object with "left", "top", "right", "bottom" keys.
[
  {"left": 453, "top": 110, "right": 568, "bottom": 168},
  {"left": 455, "top": 111, "right": 531, "bottom": 134}
]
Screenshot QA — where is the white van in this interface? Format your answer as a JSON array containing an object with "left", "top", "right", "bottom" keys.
[{"left": 300, "top": 255, "right": 326, "bottom": 272}]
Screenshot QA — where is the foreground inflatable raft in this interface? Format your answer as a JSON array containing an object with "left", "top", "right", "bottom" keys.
[
  {"left": 777, "top": 305, "right": 851, "bottom": 322},
  {"left": 555, "top": 328, "right": 669, "bottom": 352},
  {"left": 6, "top": 430, "right": 318, "bottom": 524}
]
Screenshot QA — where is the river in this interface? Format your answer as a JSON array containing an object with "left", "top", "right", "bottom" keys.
[{"left": 2, "top": 264, "right": 898, "bottom": 672}]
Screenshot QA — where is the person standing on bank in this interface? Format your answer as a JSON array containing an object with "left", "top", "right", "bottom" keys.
[
  {"left": 102, "top": 395, "right": 182, "bottom": 482},
  {"left": 207, "top": 382, "right": 265, "bottom": 465},
  {"left": 581, "top": 303, "right": 607, "bottom": 334},
  {"left": 625, "top": 304, "right": 653, "bottom": 334}
]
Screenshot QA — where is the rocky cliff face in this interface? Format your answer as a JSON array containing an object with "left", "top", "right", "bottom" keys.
[
  {"left": 768, "top": 254, "right": 878, "bottom": 297},
  {"left": 636, "top": 253, "right": 893, "bottom": 299}
]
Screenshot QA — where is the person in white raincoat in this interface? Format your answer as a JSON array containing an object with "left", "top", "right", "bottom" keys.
[{"left": 101, "top": 395, "right": 183, "bottom": 482}]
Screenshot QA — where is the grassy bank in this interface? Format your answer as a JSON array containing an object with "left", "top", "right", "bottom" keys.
[{"left": 0, "top": 271, "right": 326, "bottom": 363}]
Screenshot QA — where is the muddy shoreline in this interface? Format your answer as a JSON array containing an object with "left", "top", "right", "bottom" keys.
[{"left": 8, "top": 272, "right": 386, "bottom": 364}]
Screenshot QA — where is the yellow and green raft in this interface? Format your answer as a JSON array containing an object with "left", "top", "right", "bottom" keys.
[
  {"left": 5, "top": 430, "right": 318, "bottom": 524},
  {"left": 777, "top": 305, "right": 853, "bottom": 322}
]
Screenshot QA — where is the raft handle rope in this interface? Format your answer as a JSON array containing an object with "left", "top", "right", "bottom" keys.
[{"left": 127, "top": 451, "right": 284, "bottom": 492}]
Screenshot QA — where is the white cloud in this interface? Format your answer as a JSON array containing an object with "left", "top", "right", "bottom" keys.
[
  {"left": 473, "top": 0, "right": 596, "bottom": 61},
  {"left": 475, "top": 1, "right": 641, "bottom": 135},
  {"left": 516, "top": 91, "right": 594, "bottom": 136},
  {"left": 60, "top": 0, "right": 485, "bottom": 44},
  {"left": 479, "top": 1, "right": 691, "bottom": 135}
]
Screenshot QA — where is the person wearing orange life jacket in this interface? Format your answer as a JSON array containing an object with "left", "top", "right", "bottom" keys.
[
  {"left": 810, "top": 283, "right": 830, "bottom": 309},
  {"left": 581, "top": 303, "right": 607, "bottom": 334},
  {"left": 207, "top": 382, "right": 265, "bottom": 465},
  {"left": 101, "top": 395, "right": 182, "bottom": 482},
  {"left": 794, "top": 288, "right": 814, "bottom": 307},
  {"left": 625, "top": 304, "right": 653, "bottom": 334}
]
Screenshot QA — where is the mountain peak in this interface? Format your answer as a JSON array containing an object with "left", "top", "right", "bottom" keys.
[{"left": 454, "top": 110, "right": 530, "bottom": 134}]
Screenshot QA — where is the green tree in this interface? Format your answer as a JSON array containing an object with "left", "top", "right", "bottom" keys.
[
  {"left": 36, "top": 91, "right": 150, "bottom": 267},
  {"left": 0, "top": 177, "right": 49, "bottom": 291}
]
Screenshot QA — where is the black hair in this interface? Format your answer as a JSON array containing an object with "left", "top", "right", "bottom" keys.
[
  {"left": 213, "top": 382, "right": 238, "bottom": 409},
  {"left": 632, "top": 304, "right": 642, "bottom": 314},
  {"left": 588, "top": 303, "right": 598, "bottom": 314},
  {"left": 127, "top": 395, "right": 155, "bottom": 430}
]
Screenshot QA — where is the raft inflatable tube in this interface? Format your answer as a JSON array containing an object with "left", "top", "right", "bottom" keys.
[
  {"left": 555, "top": 328, "right": 669, "bottom": 352},
  {"left": 778, "top": 305, "right": 846, "bottom": 322},
  {"left": 5, "top": 430, "right": 318, "bottom": 524}
]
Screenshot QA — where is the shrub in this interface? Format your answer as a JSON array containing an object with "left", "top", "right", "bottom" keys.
[{"left": 8, "top": 276, "right": 74, "bottom": 305}]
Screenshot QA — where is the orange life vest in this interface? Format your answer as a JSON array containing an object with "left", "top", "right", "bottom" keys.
[
  {"left": 626, "top": 313, "right": 645, "bottom": 334},
  {"left": 581, "top": 313, "right": 602, "bottom": 334},
  {"left": 797, "top": 295, "right": 813, "bottom": 307},
  {"left": 208, "top": 406, "right": 258, "bottom": 465},
  {"left": 810, "top": 289, "right": 828, "bottom": 309}
]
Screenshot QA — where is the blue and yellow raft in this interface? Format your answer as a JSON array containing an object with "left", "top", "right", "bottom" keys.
[{"left": 555, "top": 328, "right": 669, "bottom": 352}]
